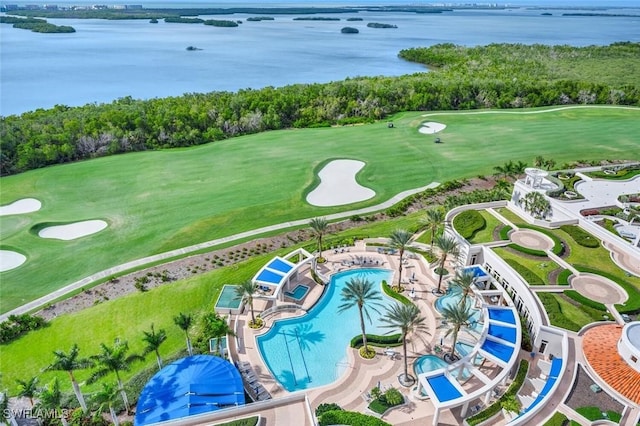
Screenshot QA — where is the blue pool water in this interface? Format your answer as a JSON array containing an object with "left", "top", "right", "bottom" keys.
[
  {"left": 216, "top": 285, "right": 242, "bottom": 309},
  {"left": 414, "top": 355, "right": 448, "bottom": 374},
  {"left": 256, "top": 269, "right": 284, "bottom": 284},
  {"left": 488, "top": 308, "right": 516, "bottom": 325},
  {"left": 427, "top": 374, "right": 463, "bottom": 402},
  {"left": 257, "top": 269, "right": 394, "bottom": 391},
  {"left": 435, "top": 288, "right": 482, "bottom": 331},
  {"left": 285, "top": 285, "right": 309, "bottom": 301},
  {"left": 462, "top": 265, "right": 489, "bottom": 279}
]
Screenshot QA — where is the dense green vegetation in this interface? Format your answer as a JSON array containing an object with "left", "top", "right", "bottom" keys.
[
  {"left": 318, "top": 410, "right": 391, "bottom": 426},
  {"left": 0, "top": 16, "right": 75, "bottom": 32},
  {"left": 537, "top": 293, "right": 603, "bottom": 331},
  {"left": 543, "top": 412, "right": 569, "bottom": 426},
  {"left": 503, "top": 258, "right": 545, "bottom": 285},
  {"left": 204, "top": 19, "right": 239, "bottom": 27},
  {"left": 164, "top": 17, "right": 204, "bottom": 23},
  {"left": 559, "top": 225, "right": 600, "bottom": 248},
  {"left": 341, "top": 26, "right": 359, "bottom": 34},
  {"left": 2, "top": 43, "right": 639, "bottom": 175}
]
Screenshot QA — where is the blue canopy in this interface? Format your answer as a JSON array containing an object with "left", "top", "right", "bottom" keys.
[{"left": 135, "top": 355, "right": 245, "bottom": 425}]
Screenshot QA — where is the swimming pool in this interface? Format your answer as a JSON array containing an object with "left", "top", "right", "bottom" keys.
[
  {"left": 215, "top": 285, "right": 243, "bottom": 315},
  {"left": 285, "top": 284, "right": 309, "bottom": 301},
  {"left": 414, "top": 354, "right": 471, "bottom": 380},
  {"left": 256, "top": 269, "right": 394, "bottom": 391},
  {"left": 434, "top": 288, "right": 482, "bottom": 332}
]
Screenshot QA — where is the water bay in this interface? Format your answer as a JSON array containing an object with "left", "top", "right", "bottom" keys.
[{"left": 1, "top": 5, "right": 639, "bottom": 115}]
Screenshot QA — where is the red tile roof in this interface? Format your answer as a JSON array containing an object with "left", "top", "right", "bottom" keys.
[{"left": 582, "top": 324, "right": 640, "bottom": 405}]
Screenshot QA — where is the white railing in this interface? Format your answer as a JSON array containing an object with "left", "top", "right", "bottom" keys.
[{"left": 261, "top": 303, "right": 306, "bottom": 319}]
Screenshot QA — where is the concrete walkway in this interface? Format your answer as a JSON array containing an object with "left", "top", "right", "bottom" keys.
[{"left": 0, "top": 182, "right": 440, "bottom": 321}]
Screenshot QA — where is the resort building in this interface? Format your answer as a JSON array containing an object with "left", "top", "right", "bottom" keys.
[{"left": 139, "top": 164, "right": 639, "bottom": 426}]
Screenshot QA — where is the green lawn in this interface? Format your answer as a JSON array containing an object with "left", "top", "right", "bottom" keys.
[
  {"left": 468, "top": 210, "right": 503, "bottom": 244},
  {"left": 493, "top": 247, "right": 561, "bottom": 284},
  {"left": 2, "top": 106, "right": 639, "bottom": 312},
  {"left": 0, "top": 252, "right": 271, "bottom": 394}
]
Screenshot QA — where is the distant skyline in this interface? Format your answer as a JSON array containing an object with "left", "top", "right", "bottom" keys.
[{"left": 3, "top": 0, "right": 640, "bottom": 7}]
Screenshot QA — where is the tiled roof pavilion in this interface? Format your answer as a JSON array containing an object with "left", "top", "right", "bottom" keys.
[{"left": 582, "top": 324, "right": 640, "bottom": 405}]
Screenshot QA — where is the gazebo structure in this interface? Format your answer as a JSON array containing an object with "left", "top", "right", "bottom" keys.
[
  {"left": 523, "top": 168, "right": 548, "bottom": 189},
  {"left": 251, "top": 248, "right": 315, "bottom": 301}
]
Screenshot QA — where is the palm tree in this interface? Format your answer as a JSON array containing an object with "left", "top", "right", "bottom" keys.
[
  {"left": 421, "top": 207, "right": 445, "bottom": 251},
  {"left": 434, "top": 235, "right": 460, "bottom": 294},
  {"left": 88, "top": 339, "right": 144, "bottom": 412},
  {"left": 235, "top": 280, "right": 258, "bottom": 325},
  {"left": 449, "top": 270, "right": 476, "bottom": 310},
  {"left": 380, "top": 303, "right": 430, "bottom": 386},
  {"left": 513, "top": 160, "right": 528, "bottom": 178},
  {"left": 15, "top": 376, "right": 38, "bottom": 407},
  {"left": 142, "top": 323, "right": 167, "bottom": 370},
  {"left": 389, "top": 229, "right": 413, "bottom": 289},
  {"left": 520, "top": 191, "right": 552, "bottom": 220},
  {"left": 173, "top": 312, "right": 194, "bottom": 356},
  {"left": 309, "top": 217, "right": 329, "bottom": 260},
  {"left": 202, "top": 313, "right": 235, "bottom": 356},
  {"left": 337, "top": 277, "right": 383, "bottom": 356},
  {"left": 93, "top": 382, "right": 121, "bottom": 426},
  {"left": 493, "top": 161, "right": 514, "bottom": 181},
  {"left": 439, "top": 303, "right": 474, "bottom": 361},
  {"left": 36, "top": 378, "right": 69, "bottom": 426},
  {"left": 45, "top": 344, "right": 93, "bottom": 412},
  {"left": 533, "top": 155, "right": 545, "bottom": 168}
]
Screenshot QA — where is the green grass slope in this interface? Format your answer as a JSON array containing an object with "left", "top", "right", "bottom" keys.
[{"left": 1, "top": 106, "right": 639, "bottom": 312}]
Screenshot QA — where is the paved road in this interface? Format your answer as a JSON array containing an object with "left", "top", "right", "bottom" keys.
[{"left": 0, "top": 182, "right": 440, "bottom": 321}]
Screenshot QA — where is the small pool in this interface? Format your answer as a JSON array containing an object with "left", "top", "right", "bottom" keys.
[
  {"left": 215, "top": 285, "right": 243, "bottom": 315},
  {"left": 414, "top": 355, "right": 472, "bottom": 380},
  {"left": 285, "top": 284, "right": 309, "bottom": 301},
  {"left": 435, "top": 288, "right": 482, "bottom": 332},
  {"left": 462, "top": 265, "right": 490, "bottom": 281},
  {"left": 414, "top": 355, "right": 448, "bottom": 374}
]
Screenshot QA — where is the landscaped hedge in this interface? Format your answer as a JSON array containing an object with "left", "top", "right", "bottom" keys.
[
  {"left": 350, "top": 333, "right": 402, "bottom": 348},
  {"left": 564, "top": 290, "right": 607, "bottom": 311},
  {"left": 560, "top": 225, "right": 600, "bottom": 248},
  {"left": 466, "top": 359, "right": 529, "bottom": 426},
  {"left": 499, "top": 225, "right": 512, "bottom": 240},
  {"left": 575, "top": 266, "right": 640, "bottom": 314},
  {"left": 517, "top": 224, "right": 566, "bottom": 256},
  {"left": 318, "top": 410, "right": 391, "bottom": 426},
  {"left": 453, "top": 210, "right": 486, "bottom": 240},
  {"left": 537, "top": 293, "right": 580, "bottom": 331},
  {"left": 556, "top": 269, "right": 572, "bottom": 286},
  {"left": 507, "top": 243, "right": 547, "bottom": 257},
  {"left": 382, "top": 280, "right": 412, "bottom": 305},
  {"left": 504, "top": 259, "right": 544, "bottom": 285}
]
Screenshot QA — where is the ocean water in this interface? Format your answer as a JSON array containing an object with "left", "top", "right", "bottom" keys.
[{"left": 1, "top": 3, "right": 639, "bottom": 115}]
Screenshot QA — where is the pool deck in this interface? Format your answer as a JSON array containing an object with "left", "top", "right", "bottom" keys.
[{"left": 225, "top": 240, "right": 509, "bottom": 425}]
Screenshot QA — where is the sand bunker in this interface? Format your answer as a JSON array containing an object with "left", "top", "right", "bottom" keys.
[
  {"left": 418, "top": 122, "right": 446, "bottom": 134},
  {"left": 38, "top": 220, "right": 108, "bottom": 241},
  {"left": 306, "top": 159, "right": 376, "bottom": 207},
  {"left": 0, "top": 250, "right": 26, "bottom": 272},
  {"left": 0, "top": 198, "right": 42, "bottom": 216}
]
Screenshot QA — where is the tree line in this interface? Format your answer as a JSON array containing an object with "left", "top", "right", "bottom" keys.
[{"left": 1, "top": 42, "right": 638, "bottom": 176}]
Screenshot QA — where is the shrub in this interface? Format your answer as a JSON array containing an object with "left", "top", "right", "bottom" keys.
[
  {"left": 318, "top": 410, "right": 391, "bottom": 426},
  {"left": 368, "top": 387, "right": 403, "bottom": 415},
  {"left": 0, "top": 314, "right": 48, "bottom": 344},
  {"left": 382, "top": 387, "right": 403, "bottom": 406},
  {"left": 504, "top": 259, "right": 544, "bottom": 285},
  {"left": 315, "top": 403, "right": 342, "bottom": 417},
  {"left": 560, "top": 225, "right": 600, "bottom": 248},
  {"left": 453, "top": 210, "right": 486, "bottom": 239}
]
